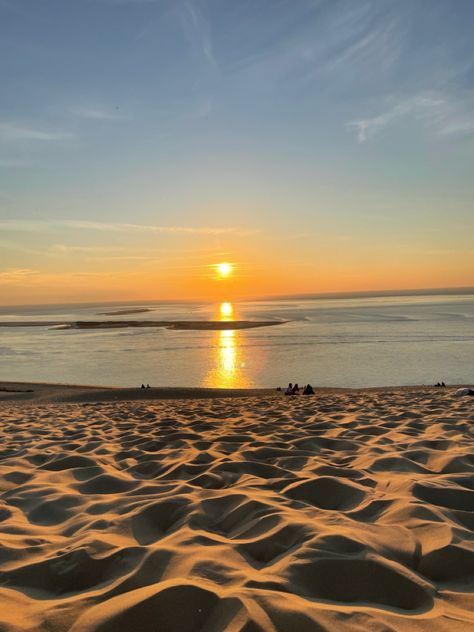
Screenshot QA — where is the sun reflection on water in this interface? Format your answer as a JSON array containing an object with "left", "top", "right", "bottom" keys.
[
  {"left": 204, "top": 302, "right": 251, "bottom": 388},
  {"left": 220, "top": 329, "right": 236, "bottom": 375},
  {"left": 220, "top": 301, "right": 233, "bottom": 319}
]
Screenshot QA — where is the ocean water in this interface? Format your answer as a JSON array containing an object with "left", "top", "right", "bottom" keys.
[{"left": 0, "top": 293, "right": 473, "bottom": 388}]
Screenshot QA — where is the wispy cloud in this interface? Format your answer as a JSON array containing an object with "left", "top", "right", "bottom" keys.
[
  {"left": 0, "top": 122, "right": 74, "bottom": 143},
  {"left": 171, "top": 0, "right": 219, "bottom": 120},
  {"left": 63, "top": 220, "right": 254, "bottom": 236},
  {"left": 1, "top": 240, "right": 165, "bottom": 260},
  {"left": 437, "top": 116, "right": 474, "bottom": 136},
  {"left": 348, "top": 93, "right": 474, "bottom": 143},
  {"left": 50, "top": 244, "right": 161, "bottom": 261},
  {"left": 176, "top": 1, "right": 219, "bottom": 73},
  {"left": 70, "top": 105, "right": 125, "bottom": 121},
  {"left": 51, "top": 244, "right": 128, "bottom": 254},
  {"left": 0, "top": 219, "right": 257, "bottom": 237},
  {"left": 307, "top": 8, "right": 404, "bottom": 79},
  {"left": 84, "top": 254, "right": 159, "bottom": 263},
  {"left": 0, "top": 268, "right": 39, "bottom": 284},
  {"left": 229, "top": 1, "right": 405, "bottom": 90},
  {"left": 424, "top": 249, "right": 454, "bottom": 256},
  {"left": 91, "top": 0, "right": 161, "bottom": 4},
  {"left": 189, "top": 96, "right": 214, "bottom": 120}
]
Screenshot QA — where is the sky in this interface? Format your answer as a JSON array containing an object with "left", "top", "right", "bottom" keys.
[{"left": 1, "top": 0, "right": 473, "bottom": 305}]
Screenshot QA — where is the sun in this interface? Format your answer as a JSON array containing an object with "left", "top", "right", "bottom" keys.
[{"left": 216, "top": 262, "right": 232, "bottom": 278}]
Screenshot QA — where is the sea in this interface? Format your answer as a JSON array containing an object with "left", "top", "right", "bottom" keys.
[{"left": 0, "top": 292, "right": 473, "bottom": 389}]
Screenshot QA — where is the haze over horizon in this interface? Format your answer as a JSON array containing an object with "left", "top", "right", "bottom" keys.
[
  {"left": 1, "top": 0, "right": 473, "bottom": 305},
  {"left": 1, "top": 284, "right": 474, "bottom": 310}
]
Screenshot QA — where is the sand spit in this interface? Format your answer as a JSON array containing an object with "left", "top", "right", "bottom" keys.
[
  {"left": 0, "top": 389, "right": 473, "bottom": 631},
  {"left": 96, "top": 308, "right": 154, "bottom": 316},
  {"left": 0, "top": 320, "right": 284, "bottom": 331}
]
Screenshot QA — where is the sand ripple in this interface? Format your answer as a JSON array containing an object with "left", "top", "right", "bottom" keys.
[{"left": 0, "top": 389, "right": 473, "bottom": 630}]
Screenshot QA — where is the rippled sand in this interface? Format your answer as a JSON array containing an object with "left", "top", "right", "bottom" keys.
[{"left": 0, "top": 388, "right": 473, "bottom": 631}]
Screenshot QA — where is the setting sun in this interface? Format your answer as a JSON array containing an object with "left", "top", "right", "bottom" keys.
[{"left": 216, "top": 262, "right": 233, "bottom": 278}]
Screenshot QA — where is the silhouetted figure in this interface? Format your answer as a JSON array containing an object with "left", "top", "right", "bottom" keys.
[
  {"left": 285, "top": 383, "right": 293, "bottom": 395},
  {"left": 141, "top": 384, "right": 145, "bottom": 389},
  {"left": 435, "top": 382, "right": 441, "bottom": 387},
  {"left": 276, "top": 387, "right": 282, "bottom": 391},
  {"left": 146, "top": 384, "right": 151, "bottom": 389},
  {"left": 292, "top": 383, "right": 300, "bottom": 394},
  {"left": 441, "top": 381, "right": 446, "bottom": 387},
  {"left": 303, "top": 384, "right": 314, "bottom": 395},
  {"left": 455, "top": 387, "right": 474, "bottom": 396}
]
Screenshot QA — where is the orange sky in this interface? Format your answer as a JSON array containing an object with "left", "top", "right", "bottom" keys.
[
  {"left": 1, "top": 234, "right": 473, "bottom": 306},
  {"left": 1, "top": 1, "right": 473, "bottom": 306}
]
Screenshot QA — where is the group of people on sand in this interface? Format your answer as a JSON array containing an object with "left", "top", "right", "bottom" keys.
[
  {"left": 281, "top": 382, "right": 314, "bottom": 395},
  {"left": 140, "top": 384, "right": 151, "bottom": 389},
  {"left": 435, "top": 383, "right": 474, "bottom": 397}
]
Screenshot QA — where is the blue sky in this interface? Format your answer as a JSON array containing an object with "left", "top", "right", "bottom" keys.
[{"left": 1, "top": 0, "right": 473, "bottom": 303}]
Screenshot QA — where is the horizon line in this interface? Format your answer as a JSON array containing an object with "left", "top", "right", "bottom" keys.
[{"left": 1, "top": 285, "right": 473, "bottom": 310}]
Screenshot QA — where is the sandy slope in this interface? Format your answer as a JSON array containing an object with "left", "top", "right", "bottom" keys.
[
  {"left": 0, "top": 382, "right": 275, "bottom": 404},
  {"left": 0, "top": 388, "right": 473, "bottom": 631}
]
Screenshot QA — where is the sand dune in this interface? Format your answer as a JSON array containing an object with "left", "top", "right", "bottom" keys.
[{"left": 0, "top": 388, "right": 473, "bottom": 630}]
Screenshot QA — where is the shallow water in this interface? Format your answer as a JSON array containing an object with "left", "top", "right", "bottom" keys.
[{"left": 0, "top": 294, "right": 473, "bottom": 388}]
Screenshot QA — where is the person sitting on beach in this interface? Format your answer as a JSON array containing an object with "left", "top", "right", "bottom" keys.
[
  {"left": 146, "top": 384, "right": 151, "bottom": 388},
  {"left": 303, "top": 384, "right": 314, "bottom": 395},
  {"left": 455, "top": 387, "right": 474, "bottom": 396},
  {"left": 285, "top": 383, "right": 294, "bottom": 395},
  {"left": 141, "top": 384, "right": 145, "bottom": 389},
  {"left": 292, "top": 383, "right": 300, "bottom": 394}
]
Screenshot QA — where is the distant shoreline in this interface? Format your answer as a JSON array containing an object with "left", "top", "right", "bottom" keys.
[
  {"left": 0, "top": 285, "right": 473, "bottom": 310},
  {"left": 265, "top": 285, "right": 474, "bottom": 301}
]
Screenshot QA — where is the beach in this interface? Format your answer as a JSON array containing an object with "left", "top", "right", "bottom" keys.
[{"left": 0, "top": 384, "right": 473, "bottom": 631}]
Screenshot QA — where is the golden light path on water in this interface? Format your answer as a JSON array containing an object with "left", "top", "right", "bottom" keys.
[
  {"left": 220, "top": 301, "right": 233, "bottom": 319},
  {"left": 204, "top": 302, "right": 252, "bottom": 388}
]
